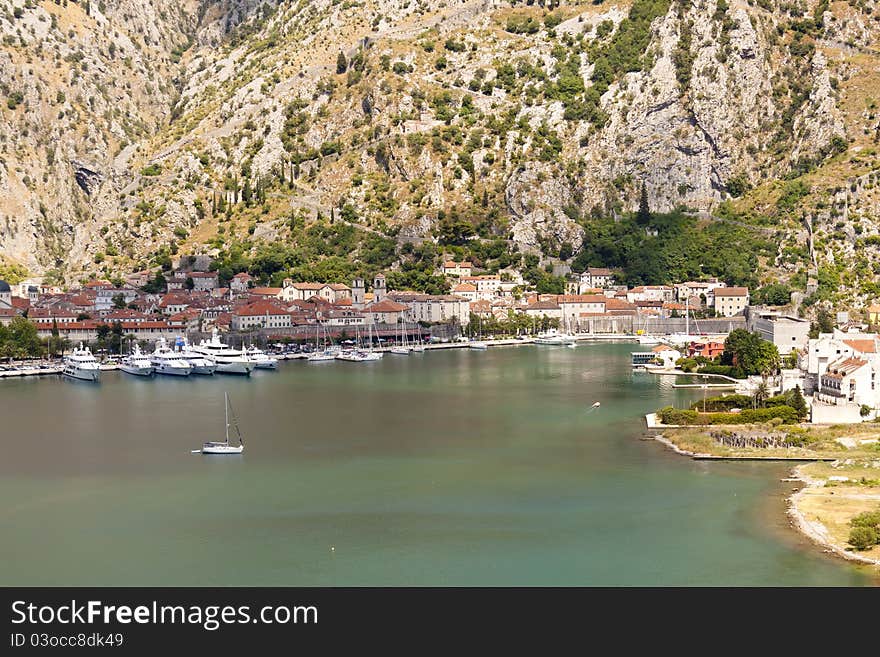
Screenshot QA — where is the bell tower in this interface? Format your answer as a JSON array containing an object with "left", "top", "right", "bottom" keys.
[
  {"left": 352, "top": 277, "right": 365, "bottom": 308},
  {"left": 373, "top": 273, "right": 386, "bottom": 303}
]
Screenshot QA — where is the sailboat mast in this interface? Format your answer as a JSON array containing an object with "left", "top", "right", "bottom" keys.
[
  {"left": 686, "top": 296, "right": 689, "bottom": 337},
  {"left": 224, "top": 391, "right": 230, "bottom": 444}
]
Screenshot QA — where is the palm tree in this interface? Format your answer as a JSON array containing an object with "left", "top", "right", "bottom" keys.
[{"left": 753, "top": 381, "right": 770, "bottom": 409}]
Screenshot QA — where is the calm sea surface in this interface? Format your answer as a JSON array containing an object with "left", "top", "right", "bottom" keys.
[{"left": 0, "top": 343, "right": 871, "bottom": 585}]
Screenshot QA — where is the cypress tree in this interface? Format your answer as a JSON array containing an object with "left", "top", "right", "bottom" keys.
[
  {"left": 336, "top": 51, "right": 348, "bottom": 74},
  {"left": 637, "top": 181, "right": 651, "bottom": 225}
]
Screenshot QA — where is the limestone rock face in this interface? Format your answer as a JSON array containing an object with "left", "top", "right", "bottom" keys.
[{"left": 0, "top": 0, "right": 874, "bottom": 285}]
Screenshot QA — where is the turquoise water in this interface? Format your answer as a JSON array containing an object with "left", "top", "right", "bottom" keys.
[{"left": 0, "top": 343, "right": 870, "bottom": 585}]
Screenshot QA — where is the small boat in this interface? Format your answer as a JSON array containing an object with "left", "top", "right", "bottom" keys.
[
  {"left": 245, "top": 345, "right": 278, "bottom": 370},
  {"left": 567, "top": 342, "right": 577, "bottom": 349},
  {"left": 195, "top": 392, "right": 244, "bottom": 455},
  {"left": 389, "top": 345, "right": 411, "bottom": 355},
  {"left": 62, "top": 343, "right": 101, "bottom": 382},
  {"left": 636, "top": 335, "right": 661, "bottom": 345},
  {"left": 469, "top": 340, "right": 488, "bottom": 350},
  {"left": 119, "top": 344, "right": 154, "bottom": 377},
  {"left": 308, "top": 348, "right": 338, "bottom": 362}
]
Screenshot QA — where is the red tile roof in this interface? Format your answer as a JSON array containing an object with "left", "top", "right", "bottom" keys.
[{"left": 843, "top": 339, "right": 876, "bottom": 354}]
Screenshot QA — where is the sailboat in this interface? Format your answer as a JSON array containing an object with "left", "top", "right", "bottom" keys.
[
  {"left": 195, "top": 392, "right": 244, "bottom": 455},
  {"left": 307, "top": 321, "right": 338, "bottom": 362},
  {"left": 469, "top": 315, "right": 487, "bottom": 350},
  {"left": 389, "top": 320, "right": 411, "bottom": 355}
]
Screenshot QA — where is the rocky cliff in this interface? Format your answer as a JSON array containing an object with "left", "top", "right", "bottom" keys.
[{"left": 1, "top": 0, "right": 879, "bottom": 307}]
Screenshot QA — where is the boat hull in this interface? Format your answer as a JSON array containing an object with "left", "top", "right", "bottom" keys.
[
  {"left": 62, "top": 367, "right": 100, "bottom": 382},
  {"left": 119, "top": 365, "right": 154, "bottom": 377},
  {"left": 215, "top": 361, "right": 254, "bottom": 375},
  {"left": 154, "top": 364, "right": 191, "bottom": 376},
  {"left": 254, "top": 360, "right": 278, "bottom": 370},
  {"left": 201, "top": 443, "right": 244, "bottom": 455}
]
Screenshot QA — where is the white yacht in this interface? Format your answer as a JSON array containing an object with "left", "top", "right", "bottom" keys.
[
  {"left": 534, "top": 328, "right": 576, "bottom": 345},
  {"left": 151, "top": 338, "right": 192, "bottom": 376},
  {"left": 119, "top": 344, "right": 154, "bottom": 377},
  {"left": 62, "top": 344, "right": 101, "bottom": 382},
  {"left": 192, "top": 330, "right": 254, "bottom": 375},
  {"left": 469, "top": 340, "right": 488, "bottom": 350},
  {"left": 245, "top": 345, "right": 278, "bottom": 370},
  {"left": 175, "top": 336, "right": 217, "bottom": 375}
]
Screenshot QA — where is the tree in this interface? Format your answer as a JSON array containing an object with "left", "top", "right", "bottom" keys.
[
  {"left": 336, "top": 51, "right": 348, "bottom": 74},
  {"left": 788, "top": 386, "right": 808, "bottom": 420},
  {"left": 636, "top": 181, "right": 651, "bottom": 225},
  {"left": 112, "top": 293, "right": 126, "bottom": 309},
  {"left": 142, "top": 271, "right": 167, "bottom": 294},
  {"left": 753, "top": 381, "right": 770, "bottom": 409},
  {"left": 722, "top": 329, "right": 780, "bottom": 376},
  {"left": 7, "top": 316, "right": 41, "bottom": 358},
  {"left": 809, "top": 307, "right": 834, "bottom": 338},
  {"left": 95, "top": 324, "right": 111, "bottom": 351},
  {"left": 755, "top": 283, "right": 792, "bottom": 306},
  {"left": 184, "top": 276, "right": 195, "bottom": 291}
]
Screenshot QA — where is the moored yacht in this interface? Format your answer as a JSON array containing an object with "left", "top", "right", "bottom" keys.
[
  {"left": 191, "top": 330, "right": 254, "bottom": 375},
  {"left": 119, "top": 344, "right": 154, "bottom": 377},
  {"left": 62, "top": 344, "right": 101, "bottom": 382},
  {"left": 152, "top": 338, "right": 192, "bottom": 376},
  {"left": 245, "top": 345, "right": 278, "bottom": 370},
  {"left": 534, "top": 328, "right": 576, "bottom": 345},
  {"left": 174, "top": 336, "right": 216, "bottom": 375}
]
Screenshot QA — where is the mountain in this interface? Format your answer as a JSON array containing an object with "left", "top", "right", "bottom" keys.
[{"left": 1, "top": 0, "right": 879, "bottom": 309}]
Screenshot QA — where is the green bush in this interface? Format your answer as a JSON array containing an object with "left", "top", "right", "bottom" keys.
[
  {"left": 140, "top": 163, "right": 162, "bottom": 176},
  {"left": 658, "top": 406, "right": 699, "bottom": 425},
  {"left": 848, "top": 526, "right": 878, "bottom": 551}
]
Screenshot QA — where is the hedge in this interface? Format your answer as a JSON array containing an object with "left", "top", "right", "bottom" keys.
[
  {"left": 658, "top": 405, "right": 799, "bottom": 426},
  {"left": 689, "top": 394, "right": 752, "bottom": 412},
  {"left": 696, "top": 364, "right": 746, "bottom": 378}
]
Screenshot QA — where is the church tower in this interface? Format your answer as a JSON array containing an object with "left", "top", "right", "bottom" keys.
[
  {"left": 352, "top": 277, "right": 365, "bottom": 308},
  {"left": 373, "top": 273, "right": 386, "bottom": 303}
]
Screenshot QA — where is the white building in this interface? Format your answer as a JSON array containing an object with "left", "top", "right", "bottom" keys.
[
  {"left": 578, "top": 267, "right": 615, "bottom": 291},
  {"left": 713, "top": 287, "right": 750, "bottom": 317}
]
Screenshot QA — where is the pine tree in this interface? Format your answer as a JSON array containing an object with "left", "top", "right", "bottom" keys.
[
  {"left": 336, "top": 51, "right": 348, "bottom": 74},
  {"left": 636, "top": 181, "right": 651, "bottom": 225},
  {"left": 789, "top": 385, "right": 808, "bottom": 421}
]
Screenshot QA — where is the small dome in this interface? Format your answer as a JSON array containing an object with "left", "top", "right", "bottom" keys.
[{"left": 0, "top": 280, "right": 10, "bottom": 293}]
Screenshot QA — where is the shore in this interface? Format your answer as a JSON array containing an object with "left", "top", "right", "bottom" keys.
[{"left": 651, "top": 427, "right": 880, "bottom": 570}]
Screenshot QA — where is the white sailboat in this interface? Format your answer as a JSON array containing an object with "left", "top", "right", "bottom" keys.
[
  {"left": 62, "top": 343, "right": 101, "bottom": 382},
  {"left": 469, "top": 315, "right": 487, "bottom": 350},
  {"left": 389, "top": 320, "right": 411, "bottom": 355},
  {"left": 307, "top": 322, "right": 338, "bottom": 362},
  {"left": 195, "top": 392, "right": 244, "bottom": 455},
  {"left": 119, "top": 344, "right": 154, "bottom": 377}
]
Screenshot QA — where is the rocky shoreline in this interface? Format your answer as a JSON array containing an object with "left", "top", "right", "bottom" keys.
[{"left": 651, "top": 433, "right": 880, "bottom": 569}]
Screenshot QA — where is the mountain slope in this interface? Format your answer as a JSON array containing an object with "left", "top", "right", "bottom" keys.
[{"left": 1, "top": 0, "right": 879, "bottom": 310}]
